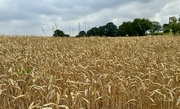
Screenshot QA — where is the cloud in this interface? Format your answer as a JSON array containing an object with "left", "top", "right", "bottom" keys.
[{"left": 0, "top": 0, "right": 179, "bottom": 36}]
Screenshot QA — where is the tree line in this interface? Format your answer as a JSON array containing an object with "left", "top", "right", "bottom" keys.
[{"left": 53, "top": 16, "right": 180, "bottom": 37}]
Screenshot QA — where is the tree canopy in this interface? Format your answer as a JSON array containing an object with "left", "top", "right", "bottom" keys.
[
  {"left": 118, "top": 21, "right": 134, "bottom": 36},
  {"left": 132, "top": 18, "right": 152, "bottom": 36},
  {"left": 86, "top": 27, "right": 98, "bottom": 36},
  {"left": 81, "top": 18, "right": 152, "bottom": 37},
  {"left": 52, "top": 16, "right": 180, "bottom": 37},
  {"left": 150, "top": 21, "right": 162, "bottom": 33},
  {"left": 86, "top": 22, "right": 118, "bottom": 37},
  {"left": 76, "top": 30, "right": 86, "bottom": 37},
  {"left": 53, "top": 29, "right": 69, "bottom": 37}
]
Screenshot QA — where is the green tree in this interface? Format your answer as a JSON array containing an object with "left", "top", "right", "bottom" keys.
[
  {"left": 118, "top": 21, "right": 135, "bottom": 36},
  {"left": 169, "top": 16, "right": 179, "bottom": 34},
  {"left": 163, "top": 24, "right": 170, "bottom": 33},
  {"left": 53, "top": 29, "right": 68, "bottom": 37},
  {"left": 150, "top": 21, "right": 162, "bottom": 33},
  {"left": 132, "top": 18, "right": 152, "bottom": 36},
  {"left": 98, "top": 26, "right": 105, "bottom": 36},
  {"left": 103, "top": 22, "right": 118, "bottom": 36},
  {"left": 85, "top": 22, "right": 119, "bottom": 37},
  {"left": 86, "top": 27, "right": 98, "bottom": 36},
  {"left": 177, "top": 22, "right": 180, "bottom": 34},
  {"left": 177, "top": 16, "right": 180, "bottom": 34},
  {"left": 76, "top": 30, "right": 86, "bottom": 37}
]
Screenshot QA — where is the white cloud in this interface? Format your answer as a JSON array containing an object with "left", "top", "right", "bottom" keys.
[{"left": 0, "top": 0, "right": 179, "bottom": 36}]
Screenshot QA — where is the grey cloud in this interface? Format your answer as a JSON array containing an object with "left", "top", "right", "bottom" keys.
[
  {"left": 0, "top": 0, "right": 179, "bottom": 36},
  {"left": 0, "top": 0, "right": 156, "bottom": 22}
]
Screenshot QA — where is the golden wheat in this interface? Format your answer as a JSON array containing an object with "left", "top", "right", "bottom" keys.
[{"left": 0, "top": 36, "right": 179, "bottom": 109}]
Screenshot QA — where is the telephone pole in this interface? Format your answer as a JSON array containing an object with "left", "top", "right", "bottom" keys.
[{"left": 78, "top": 22, "right": 81, "bottom": 33}]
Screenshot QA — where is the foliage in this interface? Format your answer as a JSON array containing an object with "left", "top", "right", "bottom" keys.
[
  {"left": 118, "top": 21, "right": 135, "bottom": 36},
  {"left": 169, "top": 16, "right": 178, "bottom": 34},
  {"left": 53, "top": 29, "right": 69, "bottom": 37},
  {"left": 86, "top": 27, "right": 99, "bottom": 36},
  {"left": 150, "top": 21, "right": 162, "bottom": 33},
  {"left": 163, "top": 24, "right": 171, "bottom": 33},
  {"left": 17, "top": 66, "right": 31, "bottom": 75},
  {"left": 98, "top": 26, "right": 105, "bottom": 36},
  {"left": 86, "top": 22, "right": 118, "bottom": 37},
  {"left": 52, "top": 16, "right": 180, "bottom": 37},
  {"left": 76, "top": 30, "right": 86, "bottom": 37},
  {"left": 103, "top": 22, "right": 118, "bottom": 36},
  {"left": 132, "top": 18, "right": 152, "bottom": 36},
  {"left": 118, "top": 18, "right": 152, "bottom": 36},
  {"left": 163, "top": 16, "right": 180, "bottom": 35},
  {"left": 150, "top": 32, "right": 163, "bottom": 36}
]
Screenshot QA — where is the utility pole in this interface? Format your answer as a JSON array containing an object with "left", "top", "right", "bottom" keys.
[
  {"left": 72, "top": 28, "right": 74, "bottom": 36},
  {"left": 61, "top": 26, "right": 63, "bottom": 31},
  {"left": 52, "top": 25, "right": 55, "bottom": 32},
  {"left": 54, "top": 23, "right": 58, "bottom": 29},
  {"left": 78, "top": 22, "right": 81, "bottom": 33},
  {"left": 85, "top": 21, "right": 86, "bottom": 32},
  {"left": 70, "top": 26, "right": 71, "bottom": 36},
  {"left": 14, "top": 27, "right": 18, "bottom": 35}
]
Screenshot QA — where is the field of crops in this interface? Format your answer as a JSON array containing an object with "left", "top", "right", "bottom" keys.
[{"left": 0, "top": 36, "right": 180, "bottom": 109}]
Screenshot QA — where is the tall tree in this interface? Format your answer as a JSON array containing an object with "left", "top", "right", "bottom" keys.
[
  {"left": 53, "top": 29, "right": 67, "bottom": 37},
  {"left": 163, "top": 24, "right": 170, "bottom": 33},
  {"left": 103, "top": 22, "right": 118, "bottom": 36},
  {"left": 76, "top": 30, "right": 86, "bottom": 37},
  {"left": 132, "top": 18, "right": 152, "bottom": 36},
  {"left": 86, "top": 27, "right": 98, "bottom": 36},
  {"left": 150, "top": 21, "right": 162, "bottom": 33},
  {"left": 98, "top": 26, "right": 105, "bottom": 36},
  {"left": 118, "top": 21, "right": 135, "bottom": 36},
  {"left": 169, "top": 16, "right": 179, "bottom": 34}
]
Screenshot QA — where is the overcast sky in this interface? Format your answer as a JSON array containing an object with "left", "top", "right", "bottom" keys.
[{"left": 0, "top": 0, "right": 180, "bottom": 36}]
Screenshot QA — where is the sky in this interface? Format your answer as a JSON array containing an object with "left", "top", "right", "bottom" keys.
[{"left": 0, "top": 0, "right": 180, "bottom": 36}]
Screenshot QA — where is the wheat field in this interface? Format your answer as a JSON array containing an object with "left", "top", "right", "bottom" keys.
[{"left": 0, "top": 36, "right": 180, "bottom": 109}]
